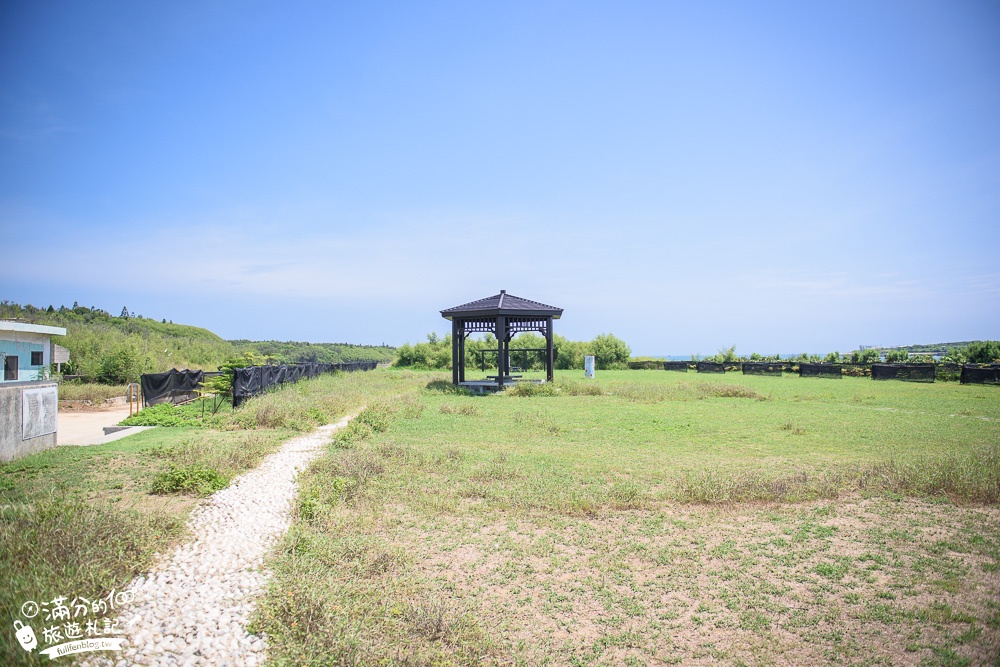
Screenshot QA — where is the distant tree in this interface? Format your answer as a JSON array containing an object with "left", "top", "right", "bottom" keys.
[
  {"left": 591, "top": 333, "right": 631, "bottom": 369},
  {"left": 199, "top": 352, "right": 263, "bottom": 399},
  {"left": 823, "top": 351, "right": 841, "bottom": 364},
  {"left": 120, "top": 306, "right": 130, "bottom": 319},
  {"left": 712, "top": 345, "right": 738, "bottom": 363},
  {"left": 850, "top": 349, "right": 880, "bottom": 364},
  {"left": 965, "top": 340, "right": 1000, "bottom": 364},
  {"left": 884, "top": 349, "right": 909, "bottom": 363},
  {"left": 47, "top": 305, "right": 55, "bottom": 313}
]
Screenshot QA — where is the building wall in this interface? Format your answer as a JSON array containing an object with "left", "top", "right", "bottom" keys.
[
  {"left": 0, "top": 381, "right": 59, "bottom": 462},
  {"left": 0, "top": 331, "right": 50, "bottom": 383}
]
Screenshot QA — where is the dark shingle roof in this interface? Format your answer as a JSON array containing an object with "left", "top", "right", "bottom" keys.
[{"left": 441, "top": 291, "right": 563, "bottom": 320}]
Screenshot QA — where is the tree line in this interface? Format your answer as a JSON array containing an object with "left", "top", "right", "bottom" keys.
[
  {"left": 0, "top": 301, "right": 396, "bottom": 384},
  {"left": 394, "top": 332, "right": 631, "bottom": 371}
]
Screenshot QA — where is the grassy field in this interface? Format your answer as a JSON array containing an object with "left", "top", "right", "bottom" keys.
[
  {"left": 0, "top": 369, "right": 426, "bottom": 667},
  {"left": 253, "top": 370, "right": 1000, "bottom": 666}
]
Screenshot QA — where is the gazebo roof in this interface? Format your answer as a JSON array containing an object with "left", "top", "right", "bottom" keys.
[{"left": 441, "top": 290, "right": 563, "bottom": 320}]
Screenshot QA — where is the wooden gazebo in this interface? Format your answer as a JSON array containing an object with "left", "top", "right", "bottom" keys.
[{"left": 441, "top": 290, "right": 563, "bottom": 390}]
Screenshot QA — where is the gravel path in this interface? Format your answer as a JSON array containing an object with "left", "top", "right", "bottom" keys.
[{"left": 86, "top": 417, "right": 350, "bottom": 666}]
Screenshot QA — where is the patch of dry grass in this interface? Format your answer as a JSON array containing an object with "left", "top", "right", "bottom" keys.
[{"left": 255, "top": 371, "right": 1000, "bottom": 665}]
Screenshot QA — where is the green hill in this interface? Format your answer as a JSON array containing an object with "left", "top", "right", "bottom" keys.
[
  {"left": 231, "top": 339, "right": 396, "bottom": 365},
  {"left": 0, "top": 301, "right": 395, "bottom": 383},
  {"left": 0, "top": 302, "right": 235, "bottom": 381},
  {"left": 887, "top": 341, "right": 976, "bottom": 356}
]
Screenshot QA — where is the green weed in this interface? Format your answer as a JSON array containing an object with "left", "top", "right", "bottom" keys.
[{"left": 151, "top": 464, "right": 226, "bottom": 495}]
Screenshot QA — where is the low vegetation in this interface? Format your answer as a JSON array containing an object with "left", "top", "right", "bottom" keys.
[
  {"left": 0, "top": 300, "right": 395, "bottom": 384},
  {"left": 0, "top": 370, "right": 427, "bottom": 667},
  {"left": 394, "top": 332, "right": 631, "bottom": 371},
  {"left": 232, "top": 339, "right": 395, "bottom": 365},
  {"left": 4, "top": 367, "right": 998, "bottom": 665},
  {"left": 57, "top": 382, "right": 129, "bottom": 402},
  {"left": 254, "top": 370, "right": 1000, "bottom": 666}
]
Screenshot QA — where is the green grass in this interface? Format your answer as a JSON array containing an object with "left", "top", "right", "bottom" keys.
[
  {"left": 0, "top": 369, "right": 428, "bottom": 666},
  {"left": 254, "top": 370, "right": 1000, "bottom": 666},
  {"left": 58, "top": 382, "right": 128, "bottom": 402}
]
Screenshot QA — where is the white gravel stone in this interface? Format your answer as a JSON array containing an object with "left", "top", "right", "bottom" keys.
[{"left": 81, "top": 417, "right": 352, "bottom": 666}]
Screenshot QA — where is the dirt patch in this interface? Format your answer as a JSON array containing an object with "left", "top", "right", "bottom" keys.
[
  {"left": 60, "top": 400, "right": 130, "bottom": 412},
  {"left": 400, "top": 497, "right": 1000, "bottom": 666}
]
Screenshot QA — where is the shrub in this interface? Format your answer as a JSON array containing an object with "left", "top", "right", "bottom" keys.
[
  {"left": 884, "top": 349, "right": 909, "bottom": 363},
  {"left": 591, "top": 333, "right": 631, "bottom": 370},
  {"left": 355, "top": 404, "right": 393, "bottom": 433},
  {"left": 850, "top": 349, "right": 881, "bottom": 364},
  {"left": 151, "top": 464, "right": 227, "bottom": 495},
  {"left": 98, "top": 338, "right": 154, "bottom": 384},
  {"left": 965, "top": 340, "right": 1000, "bottom": 364},
  {"left": 119, "top": 402, "right": 203, "bottom": 427}
]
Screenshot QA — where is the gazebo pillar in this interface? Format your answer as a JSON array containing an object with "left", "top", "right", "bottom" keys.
[
  {"left": 496, "top": 315, "right": 506, "bottom": 390},
  {"left": 546, "top": 316, "right": 554, "bottom": 382},
  {"left": 451, "top": 319, "right": 460, "bottom": 385},
  {"left": 458, "top": 320, "right": 466, "bottom": 382}
]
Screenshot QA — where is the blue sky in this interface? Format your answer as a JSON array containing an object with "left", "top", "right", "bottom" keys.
[{"left": 2, "top": 1, "right": 998, "bottom": 356}]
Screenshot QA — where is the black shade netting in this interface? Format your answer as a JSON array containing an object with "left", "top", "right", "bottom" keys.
[
  {"left": 871, "top": 363, "right": 935, "bottom": 382},
  {"left": 141, "top": 369, "right": 205, "bottom": 407},
  {"left": 663, "top": 361, "right": 690, "bottom": 372},
  {"left": 960, "top": 364, "right": 1000, "bottom": 385},
  {"left": 696, "top": 362, "right": 725, "bottom": 374},
  {"left": 232, "top": 361, "right": 376, "bottom": 407},
  {"left": 742, "top": 362, "right": 783, "bottom": 376},
  {"left": 799, "top": 363, "right": 842, "bottom": 379}
]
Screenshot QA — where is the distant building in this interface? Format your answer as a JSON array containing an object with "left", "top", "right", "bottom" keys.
[
  {"left": 0, "top": 321, "right": 67, "bottom": 382},
  {"left": 0, "top": 321, "right": 67, "bottom": 462}
]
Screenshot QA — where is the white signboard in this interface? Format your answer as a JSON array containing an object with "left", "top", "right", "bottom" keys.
[{"left": 22, "top": 386, "right": 58, "bottom": 440}]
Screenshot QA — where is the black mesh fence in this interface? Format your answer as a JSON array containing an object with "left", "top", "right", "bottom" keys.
[
  {"left": 871, "top": 363, "right": 935, "bottom": 382},
  {"left": 961, "top": 364, "right": 1000, "bottom": 385},
  {"left": 742, "top": 362, "right": 783, "bottom": 376},
  {"left": 696, "top": 361, "right": 725, "bottom": 374},
  {"left": 663, "top": 361, "right": 690, "bottom": 372},
  {"left": 628, "top": 360, "right": 663, "bottom": 370},
  {"left": 141, "top": 369, "right": 205, "bottom": 407},
  {"left": 232, "top": 361, "right": 376, "bottom": 407},
  {"left": 799, "top": 363, "right": 842, "bottom": 379}
]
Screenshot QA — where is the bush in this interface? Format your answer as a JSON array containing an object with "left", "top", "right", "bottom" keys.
[
  {"left": 98, "top": 338, "right": 154, "bottom": 384},
  {"left": 883, "top": 349, "right": 909, "bottom": 363},
  {"left": 151, "top": 464, "right": 227, "bottom": 495},
  {"left": 591, "top": 333, "right": 630, "bottom": 370},
  {"left": 965, "top": 340, "right": 1000, "bottom": 364},
  {"left": 119, "top": 402, "right": 204, "bottom": 427},
  {"left": 850, "top": 349, "right": 881, "bottom": 364}
]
